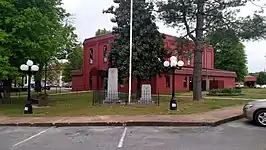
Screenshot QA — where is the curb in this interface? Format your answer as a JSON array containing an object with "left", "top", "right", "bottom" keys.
[
  {"left": 0, "top": 115, "right": 243, "bottom": 127},
  {"left": 211, "top": 114, "right": 244, "bottom": 127}
]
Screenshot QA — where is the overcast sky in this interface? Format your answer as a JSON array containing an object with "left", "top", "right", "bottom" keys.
[{"left": 62, "top": 0, "right": 266, "bottom": 73}]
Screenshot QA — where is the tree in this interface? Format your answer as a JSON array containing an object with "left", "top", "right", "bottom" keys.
[
  {"left": 0, "top": 56, "right": 18, "bottom": 103},
  {"left": 0, "top": 56, "right": 18, "bottom": 80},
  {"left": 157, "top": 0, "right": 266, "bottom": 101},
  {"left": 0, "top": 0, "right": 77, "bottom": 101},
  {"left": 95, "top": 28, "right": 111, "bottom": 36},
  {"left": 104, "top": 0, "right": 167, "bottom": 98},
  {"left": 249, "top": 72, "right": 259, "bottom": 77},
  {"left": 206, "top": 28, "right": 248, "bottom": 81},
  {"left": 62, "top": 45, "right": 83, "bottom": 82},
  {"left": 256, "top": 72, "right": 266, "bottom": 85}
]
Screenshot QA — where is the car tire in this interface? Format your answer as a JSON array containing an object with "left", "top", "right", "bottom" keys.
[{"left": 254, "top": 109, "right": 266, "bottom": 127}]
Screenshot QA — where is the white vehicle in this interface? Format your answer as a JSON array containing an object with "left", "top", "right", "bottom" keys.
[
  {"left": 261, "top": 85, "right": 266, "bottom": 88},
  {"left": 235, "top": 83, "right": 244, "bottom": 88}
]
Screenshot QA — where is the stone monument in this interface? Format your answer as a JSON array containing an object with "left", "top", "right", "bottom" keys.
[
  {"left": 104, "top": 68, "right": 120, "bottom": 104},
  {"left": 138, "top": 84, "right": 153, "bottom": 104}
]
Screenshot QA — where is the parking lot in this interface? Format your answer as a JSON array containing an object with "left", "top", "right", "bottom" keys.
[{"left": 1, "top": 119, "right": 266, "bottom": 150}]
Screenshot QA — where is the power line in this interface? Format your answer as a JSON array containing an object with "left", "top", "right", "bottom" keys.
[{"left": 249, "top": 0, "right": 266, "bottom": 9}]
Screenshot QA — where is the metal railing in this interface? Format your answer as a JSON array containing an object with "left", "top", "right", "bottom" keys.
[{"left": 92, "top": 90, "right": 160, "bottom": 106}]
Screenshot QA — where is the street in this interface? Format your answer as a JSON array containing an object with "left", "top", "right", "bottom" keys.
[{"left": 0, "top": 119, "right": 265, "bottom": 150}]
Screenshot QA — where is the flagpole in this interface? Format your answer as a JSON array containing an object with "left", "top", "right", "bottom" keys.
[{"left": 128, "top": 0, "right": 133, "bottom": 103}]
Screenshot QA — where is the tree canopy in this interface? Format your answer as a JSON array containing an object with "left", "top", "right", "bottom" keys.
[
  {"left": 95, "top": 28, "right": 111, "bottom": 36},
  {"left": 104, "top": 0, "right": 167, "bottom": 95},
  {"left": 62, "top": 45, "right": 83, "bottom": 83},
  {"left": 256, "top": 72, "right": 266, "bottom": 85},
  {"left": 157, "top": 0, "right": 266, "bottom": 100},
  {"left": 0, "top": 0, "right": 78, "bottom": 101},
  {"left": 206, "top": 28, "right": 248, "bottom": 82},
  {"left": 0, "top": 0, "right": 77, "bottom": 76}
]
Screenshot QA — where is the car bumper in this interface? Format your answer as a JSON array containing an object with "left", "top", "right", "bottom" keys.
[{"left": 243, "top": 106, "right": 256, "bottom": 121}]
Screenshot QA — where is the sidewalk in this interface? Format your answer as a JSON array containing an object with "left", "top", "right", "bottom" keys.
[{"left": 0, "top": 106, "right": 243, "bottom": 127}]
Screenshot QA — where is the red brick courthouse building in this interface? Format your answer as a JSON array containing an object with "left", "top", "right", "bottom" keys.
[{"left": 71, "top": 33, "right": 236, "bottom": 94}]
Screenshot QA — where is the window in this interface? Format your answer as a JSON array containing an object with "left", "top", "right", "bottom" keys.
[
  {"left": 183, "top": 77, "right": 187, "bottom": 88},
  {"left": 89, "top": 48, "right": 93, "bottom": 64},
  {"left": 189, "top": 77, "right": 193, "bottom": 83},
  {"left": 103, "top": 45, "right": 107, "bottom": 63},
  {"left": 174, "top": 50, "right": 179, "bottom": 58},
  {"left": 187, "top": 51, "right": 191, "bottom": 66},
  {"left": 165, "top": 76, "right": 170, "bottom": 88}
]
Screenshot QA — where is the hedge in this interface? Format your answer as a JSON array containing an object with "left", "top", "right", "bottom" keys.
[{"left": 207, "top": 88, "right": 243, "bottom": 96}]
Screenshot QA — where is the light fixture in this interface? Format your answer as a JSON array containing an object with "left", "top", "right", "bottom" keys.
[
  {"left": 163, "top": 56, "right": 185, "bottom": 110},
  {"left": 26, "top": 60, "right": 34, "bottom": 66}
]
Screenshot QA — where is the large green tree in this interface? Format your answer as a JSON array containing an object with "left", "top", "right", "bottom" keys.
[
  {"left": 0, "top": 0, "right": 77, "bottom": 102},
  {"left": 157, "top": 0, "right": 266, "bottom": 100},
  {"left": 104, "top": 0, "right": 167, "bottom": 97},
  {"left": 206, "top": 28, "right": 248, "bottom": 81},
  {"left": 62, "top": 45, "right": 83, "bottom": 82},
  {"left": 95, "top": 28, "right": 111, "bottom": 36},
  {"left": 256, "top": 72, "right": 266, "bottom": 85}
]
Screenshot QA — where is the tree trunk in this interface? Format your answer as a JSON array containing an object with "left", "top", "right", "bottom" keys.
[
  {"left": 193, "top": 45, "right": 202, "bottom": 101},
  {"left": 34, "top": 67, "right": 43, "bottom": 93},
  {"left": 14, "top": 80, "right": 17, "bottom": 87},
  {"left": 21, "top": 76, "right": 24, "bottom": 87},
  {"left": 193, "top": 0, "right": 204, "bottom": 101},
  {"left": 0, "top": 90, "right": 3, "bottom": 103},
  {"left": 136, "top": 76, "right": 141, "bottom": 100},
  {"left": 34, "top": 72, "right": 42, "bottom": 93},
  {"left": 2, "top": 79, "right": 12, "bottom": 104}
]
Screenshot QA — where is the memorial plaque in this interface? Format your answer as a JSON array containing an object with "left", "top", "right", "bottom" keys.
[
  {"left": 138, "top": 84, "right": 153, "bottom": 104},
  {"left": 104, "top": 68, "right": 119, "bottom": 104}
]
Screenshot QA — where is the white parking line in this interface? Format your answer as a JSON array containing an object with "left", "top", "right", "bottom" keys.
[
  {"left": 12, "top": 127, "right": 53, "bottom": 147},
  {"left": 118, "top": 127, "right": 127, "bottom": 148}
]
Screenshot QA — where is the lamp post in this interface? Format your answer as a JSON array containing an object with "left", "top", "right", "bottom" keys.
[
  {"left": 20, "top": 60, "right": 39, "bottom": 114},
  {"left": 163, "top": 56, "right": 184, "bottom": 110}
]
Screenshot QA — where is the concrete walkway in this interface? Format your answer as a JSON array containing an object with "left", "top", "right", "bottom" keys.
[{"left": 0, "top": 106, "right": 244, "bottom": 127}]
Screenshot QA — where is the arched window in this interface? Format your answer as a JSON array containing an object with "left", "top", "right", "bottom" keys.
[
  {"left": 103, "top": 45, "right": 107, "bottom": 63},
  {"left": 187, "top": 51, "right": 191, "bottom": 66},
  {"left": 174, "top": 50, "right": 179, "bottom": 58},
  {"left": 89, "top": 48, "right": 93, "bottom": 64}
]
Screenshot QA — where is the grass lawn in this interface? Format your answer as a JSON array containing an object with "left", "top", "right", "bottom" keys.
[
  {"left": 236, "top": 88, "right": 266, "bottom": 99},
  {"left": 0, "top": 92, "right": 248, "bottom": 117}
]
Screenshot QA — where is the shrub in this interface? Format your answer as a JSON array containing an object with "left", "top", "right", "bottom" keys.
[{"left": 208, "top": 88, "right": 243, "bottom": 96}]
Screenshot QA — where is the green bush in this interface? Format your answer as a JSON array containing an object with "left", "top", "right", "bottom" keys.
[{"left": 208, "top": 88, "right": 243, "bottom": 96}]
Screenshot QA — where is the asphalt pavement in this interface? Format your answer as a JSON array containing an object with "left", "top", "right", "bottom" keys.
[{"left": 1, "top": 119, "right": 265, "bottom": 150}]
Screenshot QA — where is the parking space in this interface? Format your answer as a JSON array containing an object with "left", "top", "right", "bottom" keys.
[
  {"left": 122, "top": 120, "right": 266, "bottom": 150},
  {"left": 0, "top": 119, "right": 265, "bottom": 150},
  {"left": 1, "top": 126, "right": 124, "bottom": 150},
  {"left": 0, "top": 127, "right": 51, "bottom": 150}
]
